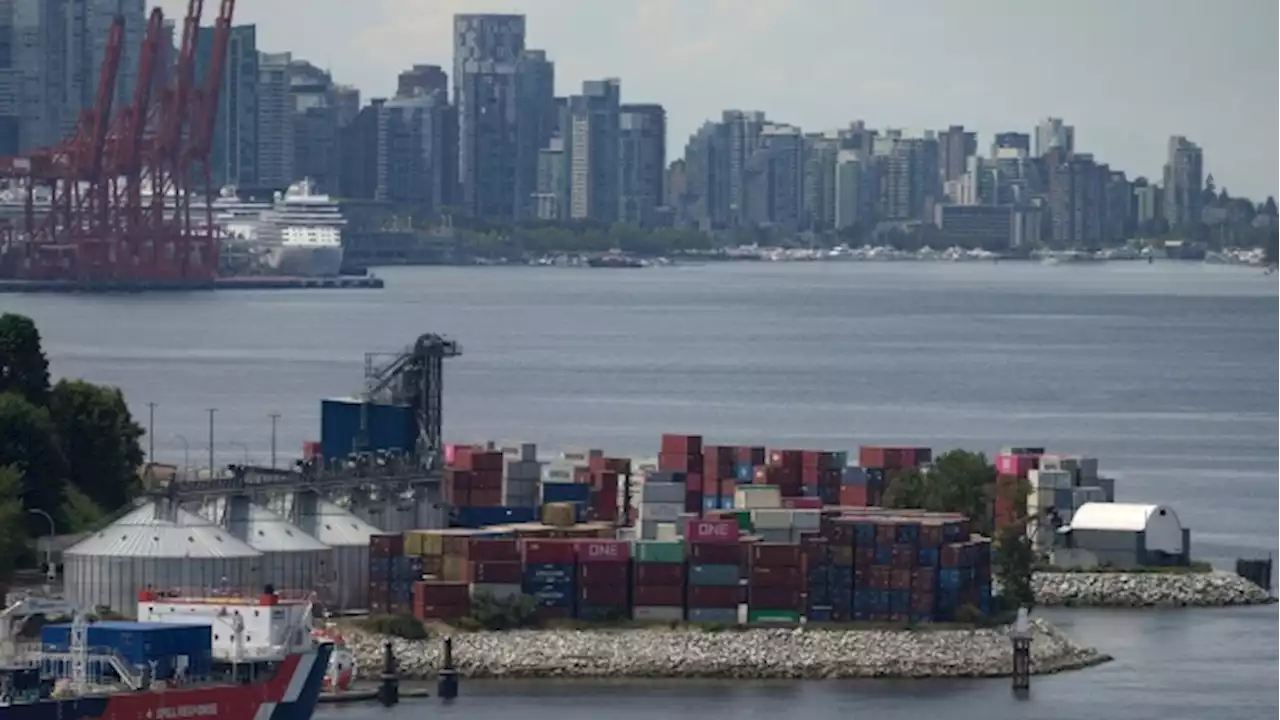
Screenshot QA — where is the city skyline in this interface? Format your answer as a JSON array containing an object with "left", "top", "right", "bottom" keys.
[{"left": 154, "top": 0, "right": 1278, "bottom": 200}]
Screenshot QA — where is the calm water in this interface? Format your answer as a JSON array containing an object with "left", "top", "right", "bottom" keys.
[{"left": 5, "top": 261, "right": 1277, "bottom": 717}]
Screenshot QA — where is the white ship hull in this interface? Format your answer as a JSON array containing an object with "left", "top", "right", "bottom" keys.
[{"left": 268, "top": 244, "right": 344, "bottom": 277}]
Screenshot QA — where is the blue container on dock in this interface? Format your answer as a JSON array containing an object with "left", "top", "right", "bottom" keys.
[
  {"left": 647, "top": 471, "right": 687, "bottom": 484},
  {"left": 523, "top": 563, "right": 575, "bottom": 585},
  {"left": 688, "top": 564, "right": 741, "bottom": 587},
  {"left": 841, "top": 467, "right": 866, "bottom": 486},
  {"left": 530, "top": 591, "right": 575, "bottom": 609},
  {"left": 368, "top": 557, "right": 392, "bottom": 582},
  {"left": 734, "top": 463, "right": 754, "bottom": 483},
  {"left": 806, "top": 605, "right": 834, "bottom": 622},
  {"left": 542, "top": 483, "right": 591, "bottom": 504},
  {"left": 874, "top": 545, "right": 893, "bottom": 566},
  {"left": 938, "top": 569, "right": 963, "bottom": 590},
  {"left": 320, "top": 398, "right": 416, "bottom": 461},
  {"left": 829, "top": 565, "right": 853, "bottom": 588},
  {"left": 852, "top": 591, "right": 873, "bottom": 611},
  {"left": 807, "top": 585, "right": 832, "bottom": 605},
  {"left": 701, "top": 496, "right": 733, "bottom": 512},
  {"left": 390, "top": 580, "right": 414, "bottom": 603},
  {"left": 941, "top": 522, "right": 965, "bottom": 542},
  {"left": 851, "top": 522, "right": 876, "bottom": 546},
  {"left": 454, "top": 506, "right": 538, "bottom": 528},
  {"left": 894, "top": 523, "right": 920, "bottom": 544},
  {"left": 917, "top": 547, "right": 940, "bottom": 567},
  {"left": 686, "top": 608, "right": 737, "bottom": 624},
  {"left": 889, "top": 590, "right": 910, "bottom": 614},
  {"left": 806, "top": 566, "right": 830, "bottom": 585},
  {"left": 42, "top": 622, "right": 212, "bottom": 680}
]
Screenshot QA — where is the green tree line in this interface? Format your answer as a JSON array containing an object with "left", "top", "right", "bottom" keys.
[
  {"left": 881, "top": 449, "right": 1036, "bottom": 612},
  {"left": 0, "top": 314, "right": 146, "bottom": 585}
]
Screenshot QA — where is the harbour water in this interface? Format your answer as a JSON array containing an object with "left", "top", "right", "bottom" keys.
[{"left": 5, "top": 261, "right": 1276, "bottom": 717}]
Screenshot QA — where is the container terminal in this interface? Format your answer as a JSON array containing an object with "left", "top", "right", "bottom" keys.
[
  {"left": 21, "top": 330, "right": 1201, "bottom": 630},
  {"left": 0, "top": 2, "right": 377, "bottom": 294}
]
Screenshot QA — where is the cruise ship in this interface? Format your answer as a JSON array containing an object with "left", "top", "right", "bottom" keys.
[
  {"left": 211, "top": 185, "right": 273, "bottom": 244},
  {"left": 257, "top": 178, "right": 346, "bottom": 277}
]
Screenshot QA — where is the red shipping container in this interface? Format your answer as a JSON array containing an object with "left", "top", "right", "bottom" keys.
[
  {"left": 453, "top": 447, "right": 504, "bottom": 471},
  {"left": 578, "top": 583, "right": 628, "bottom": 605},
  {"left": 469, "top": 539, "right": 520, "bottom": 562},
  {"left": 468, "top": 560, "right": 522, "bottom": 584},
  {"left": 686, "top": 518, "right": 740, "bottom": 544},
  {"left": 781, "top": 497, "right": 823, "bottom": 510},
  {"left": 700, "top": 476, "right": 734, "bottom": 496},
  {"left": 875, "top": 522, "right": 896, "bottom": 544},
  {"left": 748, "top": 587, "right": 801, "bottom": 610},
  {"left": 522, "top": 539, "right": 578, "bottom": 565},
  {"left": 573, "top": 540, "right": 632, "bottom": 563},
  {"left": 735, "top": 446, "right": 767, "bottom": 465},
  {"left": 469, "top": 469, "right": 503, "bottom": 489},
  {"left": 911, "top": 567, "right": 936, "bottom": 592},
  {"left": 592, "top": 471, "right": 620, "bottom": 493},
  {"left": 941, "top": 543, "right": 964, "bottom": 567},
  {"left": 634, "top": 563, "right": 685, "bottom": 585},
  {"left": 854, "top": 547, "right": 875, "bottom": 568},
  {"left": 838, "top": 485, "right": 868, "bottom": 507},
  {"left": 302, "top": 441, "right": 322, "bottom": 460},
  {"left": 995, "top": 454, "right": 1037, "bottom": 478},
  {"left": 660, "top": 434, "right": 703, "bottom": 456},
  {"left": 688, "top": 542, "right": 743, "bottom": 564},
  {"left": 593, "top": 504, "right": 619, "bottom": 522},
  {"left": 750, "top": 566, "right": 803, "bottom": 588},
  {"left": 369, "top": 533, "right": 404, "bottom": 557},
  {"left": 578, "top": 563, "right": 629, "bottom": 586},
  {"left": 751, "top": 543, "right": 802, "bottom": 567},
  {"left": 890, "top": 569, "right": 912, "bottom": 589},
  {"left": 868, "top": 567, "right": 890, "bottom": 589},
  {"left": 633, "top": 584, "right": 684, "bottom": 607},
  {"left": 659, "top": 453, "right": 700, "bottom": 473},
  {"left": 413, "top": 580, "right": 469, "bottom": 606},
  {"left": 684, "top": 489, "right": 703, "bottom": 514},
  {"left": 589, "top": 456, "right": 631, "bottom": 475},
  {"left": 687, "top": 585, "right": 740, "bottom": 608},
  {"left": 573, "top": 466, "right": 592, "bottom": 484}
]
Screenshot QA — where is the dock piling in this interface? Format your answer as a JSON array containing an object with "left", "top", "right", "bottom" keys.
[
  {"left": 377, "top": 641, "right": 400, "bottom": 707},
  {"left": 1011, "top": 607, "right": 1031, "bottom": 696},
  {"left": 437, "top": 635, "right": 459, "bottom": 700}
]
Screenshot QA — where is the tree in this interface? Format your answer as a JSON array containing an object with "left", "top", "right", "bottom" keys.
[
  {"left": 994, "top": 522, "right": 1035, "bottom": 611},
  {"left": 48, "top": 380, "right": 145, "bottom": 513},
  {"left": 0, "top": 393, "right": 68, "bottom": 533},
  {"left": 882, "top": 449, "right": 998, "bottom": 533},
  {"left": 0, "top": 314, "right": 51, "bottom": 406},
  {"left": 0, "top": 466, "right": 26, "bottom": 589}
]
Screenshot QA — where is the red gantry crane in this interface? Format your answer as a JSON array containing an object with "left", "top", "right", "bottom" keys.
[{"left": 0, "top": 0, "right": 237, "bottom": 287}]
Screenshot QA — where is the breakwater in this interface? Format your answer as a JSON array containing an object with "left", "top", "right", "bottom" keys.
[
  {"left": 1033, "top": 571, "right": 1275, "bottom": 608},
  {"left": 342, "top": 619, "right": 1108, "bottom": 680}
]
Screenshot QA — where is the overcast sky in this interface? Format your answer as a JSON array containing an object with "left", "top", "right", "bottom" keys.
[{"left": 156, "top": 0, "right": 1279, "bottom": 199}]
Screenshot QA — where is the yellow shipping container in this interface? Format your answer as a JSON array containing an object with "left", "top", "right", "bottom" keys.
[
  {"left": 404, "top": 530, "right": 446, "bottom": 557},
  {"left": 542, "top": 502, "right": 577, "bottom": 528},
  {"left": 441, "top": 554, "right": 467, "bottom": 583}
]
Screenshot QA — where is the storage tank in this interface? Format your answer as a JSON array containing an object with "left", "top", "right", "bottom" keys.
[
  {"left": 286, "top": 497, "right": 383, "bottom": 611},
  {"left": 63, "top": 501, "right": 263, "bottom": 615},
  {"left": 196, "top": 497, "right": 333, "bottom": 596}
]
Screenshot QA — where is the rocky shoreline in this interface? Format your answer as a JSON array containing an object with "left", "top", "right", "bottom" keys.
[
  {"left": 343, "top": 618, "right": 1109, "bottom": 680},
  {"left": 1032, "top": 570, "right": 1275, "bottom": 608}
]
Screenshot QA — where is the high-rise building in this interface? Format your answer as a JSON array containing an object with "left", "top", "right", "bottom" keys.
[
  {"left": 743, "top": 123, "right": 804, "bottom": 231},
  {"left": 534, "top": 136, "right": 568, "bottom": 220},
  {"left": 1034, "top": 117, "right": 1074, "bottom": 157},
  {"left": 256, "top": 51, "right": 293, "bottom": 189},
  {"left": 834, "top": 150, "right": 869, "bottom": 230},
  {"left": 0, "top": 0, "right": 20, "bottom": 154},
  {"left": 937, "top": 125, "right": 977, "bottom": 182},
  {"left": 880, "top": 133, "right": 940, "bottom": 221},
  {"left": 196, "top": 24, "right": 258, "bottom": 190},
  {"left": 720, "top": 110, "right": 767, "bottom": 227},
  {"left": 1104, "top": 170, "right": 1132, "bottom": 242},
  {"left": 678, "top": 121, "right": 728, "bottom": 231},
  {"left": 566, "top": 78, "right": 620, "bottom": 222},
  {"left": 1047, "top": 150, "right": 1107, "bottom": 245},
  {"left": 618, "top": 103, "right": 666, "bottom": 226},
  {"left": 802, "top": 132, "right": 840, "bottom": 231},
  {"left": 1162, "top": 135, "right": 1203, "bottom": 228},
  {"left": 990, "top": 131, "right": 1030, "bottom": 158},
  {"left": 515, "top": 49, "right": 555, "bottom": 219},
  {"left": 378, "top": 91, "right": 455, "bottom": 215},
  {"left": 14, "top": 0, "right": 67, "bottom": 151},
  {"left": 289, "top": 60, "right": 341, "bottom": 193},
  {"left": 453, "top": 13, "right": 525, "bottom": 220},
  {"left": 397, "top": 64, "right": 447, "bottom": 98}
]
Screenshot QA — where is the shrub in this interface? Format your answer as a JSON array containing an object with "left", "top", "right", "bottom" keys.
[
  {"left": 356, "top": 614, "right": 429, "bottom": 640},
  {"left": 953, "top": 603, "right": 986, "bottom": 625},
  {"left": 469, "top": 592, "right": 538, "bottom": 631}
]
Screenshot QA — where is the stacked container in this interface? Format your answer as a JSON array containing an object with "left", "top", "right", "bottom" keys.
[
  {"left": 367, "top": 533, "right": 403, "bottom": 614},
  {"left": 632, "top": 540, "right": 685, "bottom": 621},
  {"left": 685, "top": 518, "right": 741, "bottom": 623},
  {"left": 466, "top": 537, "right": 523, "bottom": 603},
  {"left": 542, "top": 482, "right": 591, "bottom": 523},
  {"left": 701, "top": 445, "right": 738, "bottom": 512},
  {"left": 588, "top": 455, "right": 630, "bottom": 523},
  {"left": 804, "top": 526, "right": 855, "bottom": 621},
  {"left": 522, "top": 539, "right": 577, "bottom": 621},
  {"left": 937, "top": 537, "right": 994, "bottom": 620},
  {"left": 574, "top": 540, "right": 631, "bottom": 621},
  {"left": 748, "top": 507, "right": 820, "bottom": 544},
  {"left": 412, "top": 580, "right": 470, "bottom": 621},
  {"left": 762, "top": 450, "right": 803, "bottom": 497},
  {"left": 746, "top": 542, "right": 803, "bottom": 623},
  {"left": 838, "top": 467, "right": 869, "bottom": 506},
  {"left": 504, "top": 443, "right": 541, "bottom": 508},
  {"left": 637, "top": 475, "right": 686, "bottom": 540},
  {"left": 801, "top": 450, "right": 844, "bottom": 505},
  {"left": 658, "top": 435, "right": 704, "bottom": 513}
]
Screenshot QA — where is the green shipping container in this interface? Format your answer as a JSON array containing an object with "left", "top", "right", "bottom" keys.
[
  {"left": 748, "top": 609, "right": 801, "bottom": 624},
  {"left": 733, "top": 511, "right": 753, "bottom": 532},
  {"left": 635, "top": 540, "right": 686, "bottom": 564}
]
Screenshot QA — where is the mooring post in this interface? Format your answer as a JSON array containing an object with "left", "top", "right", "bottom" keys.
[
  {"left": 437, "top": 635, "right": 458, "bottom": 700},
  {"left": 1011, "top": 607, "right": 1031, "bottom": 696},
  {"left": 378, "top": 640, "right": 400, "bottom": 707}
]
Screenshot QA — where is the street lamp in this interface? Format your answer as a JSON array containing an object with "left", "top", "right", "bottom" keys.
[
  {"left": 147, "top": 402, "right": 157, "bottom": 465},
  {"left": 173, "top": 434, "right": 191, "bottom": 477},
  {"left": 269, "top": 413, "right": 281, "bottom": 469},
  {"left": 27, "top": 508, "right": 56, "bottom": 583},
  {"left": 228, "top": 441, "right": 250, "bottom": 465},
  {"left": 206, "top": 408, "right": 217, "bottom": 478}
]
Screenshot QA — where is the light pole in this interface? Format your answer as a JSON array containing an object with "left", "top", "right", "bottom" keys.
[
  {"left": 229, "top": 441, "right": 250, "bottom": 465},
  {"left": 147, "top": 402, "right": 157, "bottom": 465},
  {"left": 206, "top": 408, "right": 217, "bottom": 478},
  {"left": 269, "top": 413, "right": 281, "bottom": 469},
  {"left": 174, "top": 434, "right": 191, "bottom": 477},
  {"left": 27, "top": 508, "right": 56, "bottom": 582}
]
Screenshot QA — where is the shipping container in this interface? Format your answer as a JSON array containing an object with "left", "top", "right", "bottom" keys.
[
  {"left": 578, "top": 583, "right": 628, "bottom": 606},
  {"left": 750, "top": 543, "right": 802, "bottom": 567},
  {"left": 634, "top": 562, "right": 685, "bottom": 586},
  {"left": 467, "top": 538, "right": 521, "bottom": 563},
  {"left": 43, "top": 621, "right": 214, "bottom": 681},
  {"left": 660, "top": 434, "right": 703, "bottom": 456},
  {"left": 686, "top": 607, "right": 738, "bottom": 624},
  {"left": 632, "top": 584, "right": 684, "bottom": 607},
  {"left": 453, "top": 447, "right": 505, "bottom": 471},
  {"left": 686, "top": 585, "right": 740, "bottom": 608},
  {"left": 658, "top": 453, "right": 700, "bottom": 473},
  {"left": 685, "top": 518, "right": 740, "bottom": 543},
  {"left": 687, "top": 542, "right": 742, "bottom": 565},
  {"left": 633, "top": 605, "right": 684, "bottom": 622},
  {"left": 573, "top": 540, "right": 631, "bottom": 564},
  {"left": 542, "top": 483, "right": 592, "bottom": 504},
  {"left": 687, "top": 564, "right": 740, "bottom": 587},
  {"left": 747, "top": 586, "right": 801, "bottom": 610},
  {"left": 467, "top": 560, "right": 522, "bottom": 584},
  {"left": 639, "top": 482, "right": 686, "bottom": 504},
  {"left": 577, "top": 604, "right": 629, "bottom": 622},
  {"left": 414, "top": 603, "right": 470, "bottom": 621},
  {"left": 522, "top": 539, "right": 577, "bottom": 565},
  {"left": 369, "top": 533, "right": 404, "bottom": 557},
  {"left": 578, "top": 562, "right": 629, "bottom": 586},
  {"left": 746, "top": 609, "right": 800, "bottom": 624},
  {"left": 749, "top": 566, "right": 803, "bottom": 588},
  {"left": 320, "top": 398, "right": 416, "bottom": 461},
  {"left": 634, "top": 540, "right": 685, "bottom": 564}
]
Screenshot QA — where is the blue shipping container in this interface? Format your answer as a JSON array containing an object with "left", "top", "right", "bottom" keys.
[
  {"left": 734, "top": 463, "right": 754, "bottom": 483},
  {"left": 320, "top": 399, "right": 416, "bottom": 461},
  {"left": 806, "top": 605, "right": 834, "bottom": 622},
  {"left": 687, "top": 564, "right": 740, "bottom": 587},
  {"left": 42, "top": 622, "right": 212, "bottom": 680},
  {"left": 938, "top": 569, "right": 963, "bottom": 590},
  {"left": 454, "top": 506, "right": 538, "bottom": 528},
  {"left": 874, "top": 545, "right": 893, "bottom": 566},
  {"left": 807, "top": 586, "right": 832, "bottom": 605},
  {"left": 917, "top": 547, "right": 940, "bottom": 567},
  {"left": 895, "top": 523, "right": 920, "bottom": 544},
  {"left": 647, "top": 471, "right": 687, "bottom": 484},
  {"left": 852, "top": 522, "right": 876, "bottom": 545},
  {"left": 523, "top": 564, "right": 576, "bottom": 585},
  {"left": 841, "top": 467, "right": 867, "bottom": 486},
  {"left": 853, "top": 590, "right": 873, "bottom": 611},
  {"left": 829, "top": 566, "right": 854, "bottom": 587},
  {"left": 368, "top": 557, "right": 392, "bottom": 582},
  {"left": 542, "top": 483, "right": 591, "bottom": 504}
]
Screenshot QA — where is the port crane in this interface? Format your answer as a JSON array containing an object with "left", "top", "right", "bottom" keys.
[{"left": 361, "top": 333, "right": 463, "bottom": 470}]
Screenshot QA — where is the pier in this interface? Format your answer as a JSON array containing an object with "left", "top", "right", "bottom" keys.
[{"left": 0, "top": 275, "right": 384, "bottom": 294}]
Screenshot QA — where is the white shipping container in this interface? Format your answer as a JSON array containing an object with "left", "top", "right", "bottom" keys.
[
  {"left": 470, "top": 583, "right": 522, "bottom": 602},
  {"left": 750, "top": 509, "right": 793, "bottom": 530},
  {"left": 655, "top": 522, "right": 679, "bottom": 541},
  {"left": 789, "top": 509, "right": 820, "bottom": 532},
  {"left": 639, "top": 519, "right": 661, "bottom": 540},
  {"left": 755, "top": 528, "right": 792, "bottom": 544},
  {"left": 506, "top": 460, "right": 542, "bottom": 480},
  {"left": 638, "top": 502, "right": 684, "bottom": 522},
  {"left": 633, "top": 606, "right": 684, "bottom": 622},
  {"left": 734, "top": 486, "right": 781, "bottom": 510},
  {"left": 640, "top": 482, "right": 685, "bottom": 504},
  {"left": 1029, "top": 468, "right": 1072, "bottom": 490}
]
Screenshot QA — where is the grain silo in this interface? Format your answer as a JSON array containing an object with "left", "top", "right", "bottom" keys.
[
  {"left": 283, "top": 496, "right": 383, "bottom": 611},
  {"left": 63, "top": 501, "right": 263, "bottom": 615},
  {"left": 197, "top": 497, "right": 334, "bottom": 596}
]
